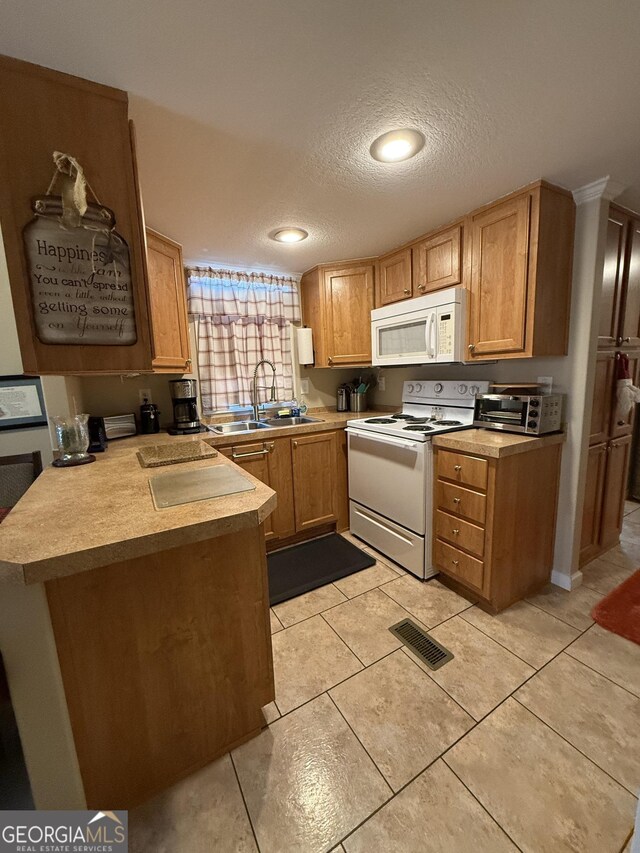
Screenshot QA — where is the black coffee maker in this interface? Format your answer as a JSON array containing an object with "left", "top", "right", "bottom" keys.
[{"left": 168, "top": 379, "right": 202, "bottom": 435}]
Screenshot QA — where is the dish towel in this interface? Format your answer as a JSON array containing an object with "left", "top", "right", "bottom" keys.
[{"left": 616, "top": 353, "right": 640, "bottom": 416}]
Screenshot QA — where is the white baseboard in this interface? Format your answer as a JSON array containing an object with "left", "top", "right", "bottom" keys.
[{"left": 551, "top": 569, "right": 583, "bottom": 590}]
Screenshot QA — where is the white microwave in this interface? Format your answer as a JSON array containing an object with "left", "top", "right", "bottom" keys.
[{"left": 371, "top": 287, "right": 466, "bottom": 366}]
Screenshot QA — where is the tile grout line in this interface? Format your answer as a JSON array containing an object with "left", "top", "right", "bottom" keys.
[
  {"left": 457, "top": 604, "right": 591, "bottom": 669},
  {"left": 562, "top": 647, "right": 640, "bottom": 700},
  {"left": 511, "top": 695, "right": 639, "bottom": 800},
  {"left": 325, "top": 691, "right": 394, "bottom": 797},
  {"left": 443, "top": 760, "right": 526, "bottom": 853},
  {"left": 523, "top": 596, "right": 598, "bottom": 631},
  {"left": 228, "top": 752, "right": 262, "bottom": 853},
  {"left": 319, "top": 610, "right": 369, "bottom": 669}
]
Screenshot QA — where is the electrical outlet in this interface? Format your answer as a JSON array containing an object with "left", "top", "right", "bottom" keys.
[
  {"left": 300, "top": 379, "right": 310, "bottom": 394},
  {"left": 537, "top": 376, "right": 553, "bottom": 394},
  {"left": 377, "top": 375, "right": 386, "bottom": 391},
  {"left": 138, "top": 388, "right": 152, "bottom": 405}
]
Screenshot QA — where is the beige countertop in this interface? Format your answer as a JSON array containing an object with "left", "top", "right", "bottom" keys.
[
  {"left": 0, "top": 410, "right": 388, "bottom": 586},
  {"left": 432, "top": 428, "right": 566, "bottom": 458},
  {"left": 0, "top": 434, "right": 277, "bottom": 586}
]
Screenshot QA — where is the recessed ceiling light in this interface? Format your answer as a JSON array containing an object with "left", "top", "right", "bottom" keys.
[
  {"left": 369, "top": 128, "right": 425, "bottom": 163},
  {"left": 271, "top": 227, "right": 308, "bottom": 243}
]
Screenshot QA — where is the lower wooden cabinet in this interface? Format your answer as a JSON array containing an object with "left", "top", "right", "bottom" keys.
[
  {"left": 579, "top": 442, "right": 608, "bottom": 565},
  {"left": 600, "top": 434, "right": 632, "bottom": 550},
  {"left": 433, "top": 442, "right": 563, "bottom": 612},
  {"left": 220, "top": 438, "right": 294, "bottom": 541},
  {"left": 220, "top": 429, "right": 347, "bottom": 546},
  {"left": 292, "top": 432, "right": 337, "bottom": 530}
]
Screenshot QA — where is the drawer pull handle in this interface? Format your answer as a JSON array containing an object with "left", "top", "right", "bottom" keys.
[
  {"left": 452, "top": 529, "right": 460, "bottom": 535},
  {"left": 232, "top": 447, "right": 270, "bottom": 459},
  {"left": 403, "top": 288, "right": 411, "bottom": 294},
  {"left": 454, "top": 465, "right": 462, "bottom": 472},
  {"left": 453, "top": 497, "right": 461, "bottom": 504},
  {"left": 452, "top": 559, "right": 460, "bottom": 566}
]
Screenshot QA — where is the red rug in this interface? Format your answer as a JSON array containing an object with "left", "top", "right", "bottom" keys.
[{"left": 592, "top": 569, "right": 640, "bottom": 645}]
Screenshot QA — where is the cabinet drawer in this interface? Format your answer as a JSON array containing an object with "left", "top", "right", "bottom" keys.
[
  {"left": 435, "top": 510, "right": 485, "bottom": 558},
  {"left": 434, "top": 538, "right": 485, "bottom": 593},
  {"left": 437, "top": 451, "right": 488, "bottom": 490},
  {"left": 435, "top": 480, "right": 486, "bottom": 525}
]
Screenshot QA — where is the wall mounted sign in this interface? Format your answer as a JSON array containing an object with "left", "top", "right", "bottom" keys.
[
  {"left": 22, "top": 153, "right": 137, "bottom": 346},
  {"left": 0, "top": 375, "right": 48, "bottom": 431}
]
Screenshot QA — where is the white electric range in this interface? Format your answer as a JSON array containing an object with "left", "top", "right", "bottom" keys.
[{"left": 346, "top": 379, "right": 489, "bottom": 579}]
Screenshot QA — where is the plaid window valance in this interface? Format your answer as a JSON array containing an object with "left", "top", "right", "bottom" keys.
[{"left": 186, "top": 268, "right": 301, "bottom": 413}]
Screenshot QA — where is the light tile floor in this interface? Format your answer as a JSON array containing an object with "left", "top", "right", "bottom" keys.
[{"left": 130, "top": 509, "right": 640, "bottom": 852}]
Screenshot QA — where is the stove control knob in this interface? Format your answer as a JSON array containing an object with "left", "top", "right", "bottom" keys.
[
  {"left": 458, "top": 383, "right": 468, "bottom": 394},
  {"left": 434, "top": 383, "right": 443, "bottom": 394},
  {"left": 414, "top": 383, "right": 422, "bottom": 394},
  {"left": 528, "top": 420, "right": 538, "bottom": 429},
  {"left": 469, "top": 384, "right": 479, "bottom": 395},
  {"left": 530, "top": 399, "right": 540, "bottom": 407},
  {"left": 407, "top": 383, "right": 415, "bottom": 393}
]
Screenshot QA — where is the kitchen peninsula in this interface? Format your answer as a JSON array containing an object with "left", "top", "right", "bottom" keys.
[{"left": 0, "top": 435, "right": 277, "bottom": 809}]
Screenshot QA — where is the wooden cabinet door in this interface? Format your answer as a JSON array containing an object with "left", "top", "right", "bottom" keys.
[
  {"left": 468, "top": 193, "right": 531, "bottom": 358},
  {"left": 590, "top": 352, "right": 616, "bottom": 445},
  {"left": 0, "top": 55, "right": 153, "bottom": 374},
  {"left": 600, "top": 434, "right": 633, "bottom": 550},
  {"left": 266, "top": 437, "right": 296, "bottom": 540},
  {"left": 291, "top": 432, "right": 337, "bottom": 530},
  {"left": 220, "top": 442, "right": 275, "bottom": 540},
  {"left": 375, "top": 249, "right": 412, "bottom": 307},
  {"left": 619, "top": 216, "right": 640, "bottom": 348},
  {"left": 579, "top": 442, "right": 608, "bottom": 566},
  {"left": 412, "top": 224, "right": 462, "bottom": 296},
  {"left": 221, "top": 438, "right": 295, "bottom": 541},
  {"left": 610, "top": 351, "right": 640, "bottom": 439},
  {"left": 146, "top": 229, "right": 191, "bottom": 373},
  {"left": 323, "top": 265, "right": 374, "bottom": 366},
  {"left": 599, "top": 209, "right": 627, "bottom": 348}
]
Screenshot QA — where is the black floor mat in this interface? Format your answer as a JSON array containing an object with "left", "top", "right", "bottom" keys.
[{"left": 267, "top": 533, "right": 375, "bottom": 606}]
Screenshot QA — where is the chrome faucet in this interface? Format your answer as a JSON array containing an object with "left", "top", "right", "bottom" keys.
[{"left": 251, "top": 359, "right": 277, "bottom": 420}]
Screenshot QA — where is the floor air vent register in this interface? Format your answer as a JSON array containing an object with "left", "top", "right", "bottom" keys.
[{"left": 389, "top": 618, "right": 454, "bottom": 670}]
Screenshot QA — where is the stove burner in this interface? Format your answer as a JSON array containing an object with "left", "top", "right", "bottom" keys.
[
  {"left": 392, "top": 413, "right": 415, "bottom": 420},
  {"left": 364, "top": 417, "right": 397, "bottom": 424},
  {"left": 403, "top": 424, "right": 435, "bottom": 432},
  {"left": 434, "top": 420, "right": 463, "bottom": 426}
]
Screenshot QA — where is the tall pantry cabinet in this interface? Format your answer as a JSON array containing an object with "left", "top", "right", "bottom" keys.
[{"left": 580, "top": 203, "right": 640, "bottom": 565}]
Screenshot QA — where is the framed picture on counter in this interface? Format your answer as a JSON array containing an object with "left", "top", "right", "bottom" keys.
[{"left": 0, "top": 375, "right": 48, "bottom": 431}]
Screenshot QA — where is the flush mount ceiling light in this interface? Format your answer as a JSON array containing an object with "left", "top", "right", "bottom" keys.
[
  {"left": 369, "top": 128, "right": 425, "bottom": 163},
  {"left": 271, "top": 227, "right": 309, "bottom": 243}
]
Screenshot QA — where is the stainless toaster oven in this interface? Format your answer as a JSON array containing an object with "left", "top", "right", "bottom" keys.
[{"left": 473, "top": 393, "right": 564, "bottom": 435}]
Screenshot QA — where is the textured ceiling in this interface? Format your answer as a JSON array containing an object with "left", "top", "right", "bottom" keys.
[{"left": 2, "top": 0, "right": 640, "bottom": 273}]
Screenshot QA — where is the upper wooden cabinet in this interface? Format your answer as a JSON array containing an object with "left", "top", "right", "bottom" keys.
[
  {"left": 145, "top": 229, "right": 191, "bottom": 373},
  {"left": 300, "top": 261, "right": 374, "bottom": 367},
  {"left": 0, "top": 55, "right": 153, "bottom": 375},
  {"left": 412, "top": 223, "right": 462, "bottom": 296},
  {"left": 466, "top": 182, "right": 575, "bottom": 361},
  {"left": 374, "top": 223, "right": 462, "bottom": 308},
  {"left": 375, "top": 248, "right": 412, "bottom": 307},
  {"left": 599, "top": 205, "right": 640, "bottom": 349}
]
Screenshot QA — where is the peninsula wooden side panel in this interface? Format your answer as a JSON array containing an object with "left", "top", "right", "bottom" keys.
[{"left": 46, "top": 526, "right": 273, "bottom": 808}]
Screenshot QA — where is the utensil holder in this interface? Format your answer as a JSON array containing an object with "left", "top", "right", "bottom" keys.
[{"left": 350, "top": 392, "right": 367, "bottom": 413}]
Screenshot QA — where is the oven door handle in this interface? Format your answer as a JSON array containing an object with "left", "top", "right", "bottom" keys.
[{"left": 346, "top": 429, "right": 421, "bottom": 449}]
